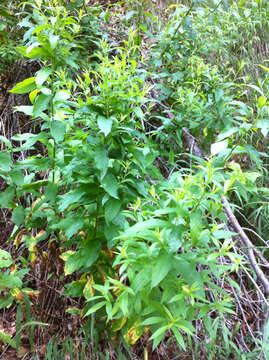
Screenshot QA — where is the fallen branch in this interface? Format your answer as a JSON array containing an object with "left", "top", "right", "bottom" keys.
[{"left": 222, "top": 196, "right": 269, "bottom": 295}]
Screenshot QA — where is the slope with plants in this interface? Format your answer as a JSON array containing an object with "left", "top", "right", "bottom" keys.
[{"left": 0, "top": 0, "right": 268, "bottom": 359}]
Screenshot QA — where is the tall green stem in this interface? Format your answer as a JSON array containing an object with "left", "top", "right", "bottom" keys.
[{"left": 50, "top": 64, "right": 56, "bottom": 183}]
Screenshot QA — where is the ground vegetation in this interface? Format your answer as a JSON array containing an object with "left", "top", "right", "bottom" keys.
[{"left": 0, "top": 0, "right": 269, "bottom": 359}]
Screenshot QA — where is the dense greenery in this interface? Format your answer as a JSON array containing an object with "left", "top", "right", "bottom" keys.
[{"left": 0, "top": 0, "right": 268, "bottom": 358}]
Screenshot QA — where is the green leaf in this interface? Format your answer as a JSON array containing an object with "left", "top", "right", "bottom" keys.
[
  {"left": 141, "top": 317, "right": 165, "bottom": 326},
  {"left": 211, "top": 140, "right": 228, "bottom": 156},
  {"left": 51, "top": 121, "right": 65, "bottom": 143},
  {"left": 49, "top": 34, "right": 59, "bottom": 50},
  {"left": 31, "top": 24, "right": 52, "bottom": 35},
  {"left": 35, "top": 67, "right": 52, "bottom": 86},
  {"left": 0, "top": 250, "right": 14, "bottom": 268},
  {"left": 54, "top": 90, "right": 70, "bottom": 102},
  {"left": 217, "top": 127, "right": 239, "bottom": 142},
  {"left": 10, "top": 169, "right": 24, "bottom": 186},
  {"left": 22, "top": 180, "right": 48, "bottom": 192},
  {"left": 190, "top": 211, "right": 203, "bottom": 245},
  {"left": 173, "top": 256, "right": 202, "bottom": 286},
  {"left": 213, "top": 230, "right": 236, "bottom": 240},
  {"left": 66, "top": 307, "right": 81, "bottom": 315},
  {"left": 97, "top": 116, "right": 113, "bottom": 137},
  {"left": 134, "top": 107, "right": 144, "bottom": 119},
  {"left": 122, "top": 219, "right": 168, "bottom": 237},
  {"left": 40, "top": 87, "right": 52, "bottom": 95},
  {"left": 12, "top": 206, "right": 25, "bottom": 226},
  {"left": 84, "top": 301, "right": 106, "bottom": 317},
  {"left": 104, "top": 222, "right": 121, "bottom": 249},
  {"left": 16, "top": 46, "right": 48, "bottom": 60},
  {"left": 132, "top": 266, "right": 151, "bottom": 293},
  {"left": 259, "top": 64, "right": 269, "bottom": 72},
  {"left": 44, "top": 183, "right": 58, "bottom": 203},
  {"left": 63, "top": 280, "right": 86, "bottom": 297},
  {"left": 105, "top": 199, "right": 121, "bottom": 223},
  {"left": 0, "top": 151, "right": 12, "bottom": 171},
  {"left": 0, "top": 187, "right": 15, "bottom": 208},
  {"left": 33, "top": 94, "right": 51, "bottom": 117},
  {"left": 0, "top": 295, "right": 14, "bottom": 310},
  {"left": 172, "top": 327, "right": 186, "bottom": 350},
  {"left": 63, "top": 241, "right": 101, "bottom": 275},
  {"left": 30, "top": 89, "right": 40, "bottom": 105},
  {"left": 0, "top": 274, "right": 22, "bottom": 289},
  {"left": 150, "top": 325, "right": 169, "bottom": 350},
  {"left": 51, "top": 216, "right": 84, "bottom": 240},
  {"left": 102, "top": 172, "right": 119, "bottom": 199},
  {"left": 256, "top": 118, "right": 269, "bottom": 137},
  {"left": 58, "top": 188, "right": 85, "bottom": 212},
  {"left": 94, "top": 146, "right": 109, "bottom": 179},
  {"left": 9, "top": 77, "right": 36, "bottom": 94},
  {"left": 177, "top": 319, "right": 195, "bottom": 335},
  {"left": 258, "top": 96, "right": 267, "bottom": 108},
  {"left": 12, "top": 133, "right": 36, "bottom": 142},
  {"left": 125, "top": 10, "right": 137, "bottom": 21},
  {"left": 151, "top": 251, "right": 172, "bottom": 288},
  {"left": 14, "top": 106, "right": 33, "bottom": 116},
  {"left": 0, "top": 330, "right": 16, "bottom": 349},
  {"left": 0, "top": 136, "right": 12, "bottom": 150}
]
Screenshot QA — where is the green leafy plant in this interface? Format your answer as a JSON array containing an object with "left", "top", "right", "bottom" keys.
[{"left": 81, "top": 163, "right": 241, "bottom": 349}]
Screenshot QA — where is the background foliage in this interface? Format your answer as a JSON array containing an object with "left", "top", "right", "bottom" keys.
[{"left": 0, "top": 0, "right": 268, "bottom": 359}]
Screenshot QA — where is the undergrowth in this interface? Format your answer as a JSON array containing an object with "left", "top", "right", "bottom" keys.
[{"left": 0, "top": 0, "right": 268, "bottom": 359}]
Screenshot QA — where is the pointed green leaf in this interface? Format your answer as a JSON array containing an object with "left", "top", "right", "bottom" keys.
[
  {"left": 63, "top": 241, "right": 101, "bottom": 275},
  {"left": 211, "top": 140, "right": 228, "bottom": 156},
  {"left": 150, "top": 325, "right": 169, "bottom": 350},
  {"left": 14, "top": 106, "right": 33, "bottom": 116},
  {"left": 18, "top": 46, "right": 48, "bottom": 60},
  {"left": 0, "top": 136, "right": 12, "bottom": 150},
  {"left": 172, "top": 327, "right": 186, "bottom": 350},
  {"left": 0, "top": 187, "right": 15, "bottom": 208},
  {"left": 51, "top": 120, "right": 65, "bottom": 143},
  {"left": 97, "top": 116, "right": 113, "bottom": 137},
  {"left": 132, "top": 266, "right": 151, "bottom": 293},
  {"left": 94, "top": 146, "right": 108, "bottom": 179},
  {"left": 0, "top": 330, "right": 16, "bottom": 349},
  {"left": 9, "top": 77, "right": 36, "bottom": 94},
  {"left": 134, "top": 106, "right": 144, "bottom": 119},
  {"left": 105, "top": 198, "right": 121, "bottom": 223},
  {"left": 0, "top": 250, "right": 14, "bottom": 268},
  {"left": 58, "top": 188, "right": 85, "bottom": 212},
  {"left": 54, "top": 90, "right": 70, "bottom": 102},
  {"left": 141, "top": 317, "right": 165, "bottom": 326},
  {"left": 102, "top": 172, "right": 119, "bottom": 199},
  {"left": 0, "top": 151, "right": 12, "bottom": 171},
  {"left": 12, "top": 206, "right": 25, "bottom": 226},
  {"left": 49, "top": 34, "right": 59, "bottom": 50},
  {"left": 0, "top": 295, "right": 14, "bottom": 310},
  {"left": 173, "top": 256, "right": 202, "bottom": 286},
  {"left": 151, "top": 251, "right": 172, "bottom": 288},
  {"left": 33, "top": 94, "right": 51, "bottom": 117},
  {"left": 0, "top": 274, "right": 22, "bottom": 289},
  {"left": 63, "top": 280, "right": 86, "bottom": 297},
  {"left": 256, "top": 118, "right": 269, "bottom": 137},
  {"left": 51, "top": 216, "right": 83, "bottom": 240},
  {"left": 84, "top": 301, "right": 106, "bottom": 317},
  {"left": 36, "top": 68, "right": 52, "bottom": 86},
  {"left": 190, "top": 211, "right": 203, "bottom": 245},
  {"left": 11, "top": 167, "right": 26, "bottom": 185},
  {"left": 44, "top": 183, "right": 58, "bottom": 203}
]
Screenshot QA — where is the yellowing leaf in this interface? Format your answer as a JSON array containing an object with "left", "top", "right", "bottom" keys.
[{"left": 123, "top": 322, "right": 146, "bottom": 346}]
